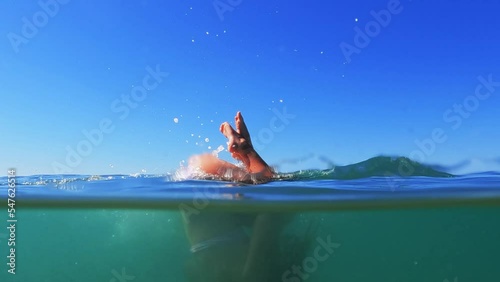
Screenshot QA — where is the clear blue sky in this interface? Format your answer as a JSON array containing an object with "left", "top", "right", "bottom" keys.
[{"left": 1, "top": 0, "right": 499, "bottom": 175}]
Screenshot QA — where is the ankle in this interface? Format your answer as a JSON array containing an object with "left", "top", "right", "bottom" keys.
[{"left": 246, "top": 150, "right": 272, "bottom": 176}]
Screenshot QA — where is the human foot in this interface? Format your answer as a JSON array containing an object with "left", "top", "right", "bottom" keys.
[
  {"left": 220, "top": 112, "right": 273, "bottom": 177},
  {"left": 220, "top": 112, "right": 253, "bottom": 165}
]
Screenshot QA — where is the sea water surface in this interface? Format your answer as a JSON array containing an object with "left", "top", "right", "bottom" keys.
[{"left": 1, "top": 162, "right": 500, "bottom": 282}]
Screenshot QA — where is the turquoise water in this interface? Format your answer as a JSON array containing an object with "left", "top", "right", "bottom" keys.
[{"left": 1, "top": 159, "right": 500, "bottom": 282}]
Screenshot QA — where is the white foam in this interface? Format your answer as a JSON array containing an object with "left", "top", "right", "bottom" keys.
[{"left": 211, "top": 145, "right": 225, "bottom": 157}]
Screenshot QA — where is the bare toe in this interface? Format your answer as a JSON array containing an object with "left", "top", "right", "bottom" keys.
[
  {"left": 220, "top": 122, "right": 237, "bottom": 138},
  {"left": 235, "top": 112, "right": 251, "bottom": 142},
  {"left": 220, "top": 122, "right": 239, "bottom": 152}
]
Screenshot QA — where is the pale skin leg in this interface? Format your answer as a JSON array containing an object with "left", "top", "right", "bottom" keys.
[
  {"left": 185, "top": 112, "right": 284, "bottom": 281},
  {"left": 188, "top": 112, "right": 274, "bottom": 182}
]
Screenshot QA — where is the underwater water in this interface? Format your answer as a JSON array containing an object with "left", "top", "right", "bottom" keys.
[{"left": 1, "top": 159, "right": 500, "bottom": 282}]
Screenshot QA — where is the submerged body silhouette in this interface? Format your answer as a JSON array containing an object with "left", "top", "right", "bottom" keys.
[{"left": 183, "top": 111, "right": 450, "bottom": 281}]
